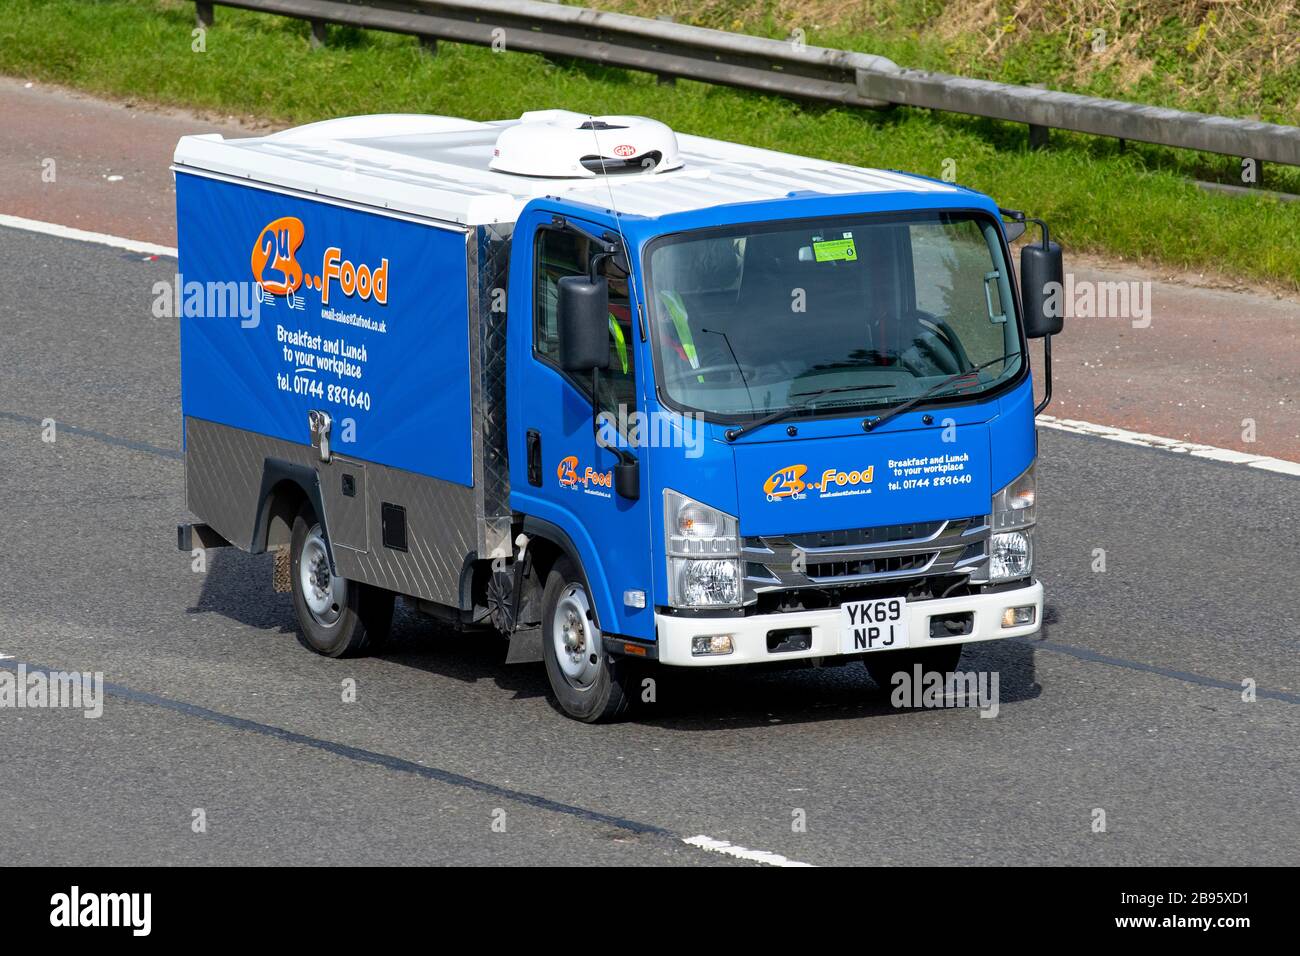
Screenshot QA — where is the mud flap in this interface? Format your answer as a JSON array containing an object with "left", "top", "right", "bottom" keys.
[
  {"left": 273, "top": 545, "right": 291, "bottom": 594},
  {"left": 505, "top": 625, "right": 544, "bottom": 664}
]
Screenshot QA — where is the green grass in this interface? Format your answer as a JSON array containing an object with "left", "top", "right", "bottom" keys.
[
  {"left": 597, "top": 1, "right": 1300, "bottom": 125},
  {"left": 2, "top": 0, "right": 1298, "bottom": 288}
]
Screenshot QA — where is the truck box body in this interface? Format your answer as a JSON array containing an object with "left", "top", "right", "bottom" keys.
[
  {"left": 174, "top": 111, "right": 1050, "bottom": 712},
  {"left": 177, "top": 176, "right": 476, "bottom": 484}
]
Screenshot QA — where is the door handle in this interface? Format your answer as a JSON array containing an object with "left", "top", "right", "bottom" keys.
[{"left": 526, "top": 429, "right": 542, "bottom": 487}]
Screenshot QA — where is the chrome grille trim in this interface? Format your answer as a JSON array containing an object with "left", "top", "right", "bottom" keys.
[{"left": 742, "top": 516, "right": 990, "bottom": 593}]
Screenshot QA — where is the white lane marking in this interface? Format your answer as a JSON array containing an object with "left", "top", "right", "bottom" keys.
[
  {"left": 0, "top": 213, "right": 177, "bottom": 258},
  {"left": 1038, "top": 416, "right": 1300, "bottom": 476},
  {"left": 0, "top": 654, "right": 13, "bottom": 661},
  {"left": 682, "top": 835, "right": 815, "bottom": 867}
]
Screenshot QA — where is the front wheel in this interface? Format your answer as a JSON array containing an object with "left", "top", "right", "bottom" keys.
[
  {"left": 863, "top": 643, "right": 964, "bottom": 692},
  {"left": 541, "top": 557, "right": 635, "bottom": 722},
  {"left": 290, "top": 505, "right": 394, "bottom": 658}
]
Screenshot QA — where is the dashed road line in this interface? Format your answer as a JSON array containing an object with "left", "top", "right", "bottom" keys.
[
  {"left": 0, "top": 657, "right": 807, "bottom": 867},
  {"left": 682, "top": 835, "right": 815, "bottom": 867}
]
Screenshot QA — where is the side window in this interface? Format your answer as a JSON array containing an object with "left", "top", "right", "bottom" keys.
[
  {"left": 535, "top": 229, "right": 580, "bottom": 362},
  {"left": 533, "top": 228, "right": 636, "bottom": 418}
]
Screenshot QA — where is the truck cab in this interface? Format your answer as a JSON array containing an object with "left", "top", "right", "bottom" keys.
[{"left": 173, "top": 110, "right": 1063, "bottom": 722}]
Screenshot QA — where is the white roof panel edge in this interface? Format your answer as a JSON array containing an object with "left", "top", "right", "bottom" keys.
[{"left": 173, "top": 113, "right": 960, "bottom": 226}]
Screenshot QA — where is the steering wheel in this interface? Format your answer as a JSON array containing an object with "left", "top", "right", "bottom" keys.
[{"left": 898, "top": 310, "right": 971, "bottom": 377}]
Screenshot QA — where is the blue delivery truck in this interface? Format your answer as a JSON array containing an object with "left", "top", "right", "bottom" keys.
[{"left": 173, "top": 110, "right": 1064, "bottom": 721}]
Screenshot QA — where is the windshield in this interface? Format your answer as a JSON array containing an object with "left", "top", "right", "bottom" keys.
[{"left": 646, "top": 211, "right": 1023, "bottom": 419}]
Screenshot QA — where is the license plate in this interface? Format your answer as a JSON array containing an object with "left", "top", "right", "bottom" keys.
[{"left": 840, "top": 597, "right": 910, "bottom": 654}]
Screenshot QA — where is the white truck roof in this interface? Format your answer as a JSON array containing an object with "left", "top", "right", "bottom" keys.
[{"left": 173, "top": 109, "right": 959, "bottom": 227}]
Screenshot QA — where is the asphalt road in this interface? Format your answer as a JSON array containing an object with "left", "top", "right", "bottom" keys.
[{"left": 1, "top": 226, "right": 1297, "bottom": 866}]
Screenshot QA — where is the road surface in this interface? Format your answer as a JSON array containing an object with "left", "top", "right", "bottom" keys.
[{"left": 0, "top": 225, "right": 1296, "bottom": 866}]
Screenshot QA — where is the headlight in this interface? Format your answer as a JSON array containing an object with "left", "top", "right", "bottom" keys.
[
  {"left": 989, "top": 529, "right": 1033, "bottom": 580},
  {"left": 665, "top": 490, "right": 742, "bottom": 607},
  {"left": 677, "top": 558, "right": 741, "bottom": 607},
  {"left": 988, "top": 464, "right": 1036, "bottom": 581}
]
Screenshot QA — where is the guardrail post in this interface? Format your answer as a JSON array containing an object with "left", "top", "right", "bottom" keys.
[
  {"left": 309, "top": 19, "right": 327, "bottom": 50},
  {"left": 195, "top": 1, "right": 213, "bottom": 28},
  {"left": 419, "top": 36, "right": 438, "bottom": 57},
  {"left": 1027, "top": 83, "right": 1049, "bottom": 150},
  {"left": 655, "top": 15, "right": 676, "bottom": 86}
]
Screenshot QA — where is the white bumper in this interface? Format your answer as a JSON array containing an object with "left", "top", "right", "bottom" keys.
[{"left": 654, "top": 581, "right": 1043, "bottom": 666}]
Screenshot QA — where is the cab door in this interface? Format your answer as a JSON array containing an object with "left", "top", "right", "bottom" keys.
[{"left": 507, "top": 211, "right": 653, "bottom": 640}]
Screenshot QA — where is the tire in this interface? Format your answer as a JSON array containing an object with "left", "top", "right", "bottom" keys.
[
  {"left": 290, "top": 504, "right": 394, "bottom": 658},
  {"left": 541, "top": 556, "right": 634, "bottom": 722},
  {"left": 863, "top": 643, "right": 964, "bottom": 692}
]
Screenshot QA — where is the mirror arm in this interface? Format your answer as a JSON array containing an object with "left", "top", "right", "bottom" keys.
[
  {"left": 1034, "top": 334, "right": 1053, "bottom": 415},
  {"left": 1027, "top": 217, "right": 1050, "bottom": 248},
  {"left": 551, "top": 215, "right": 619, "bottom": 257}
]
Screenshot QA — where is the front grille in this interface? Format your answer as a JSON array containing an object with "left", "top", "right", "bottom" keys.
[{"left": 742, "top": 515, "right": 989, "bottom": 599}]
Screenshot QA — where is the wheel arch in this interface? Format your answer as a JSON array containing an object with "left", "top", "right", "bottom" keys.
[
  {"left": 519, "top": 516, "right": 609, "bottom": 630},
  {"left": 253, "top": 458, "right": 331, "bottom": 566}
]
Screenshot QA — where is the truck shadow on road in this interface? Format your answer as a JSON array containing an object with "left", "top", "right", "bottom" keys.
[
  {"left": 383, "top": 602, "right": 1048, "bottom": 731},
  {"left": 190, "top": 551, "right": 1048, "bottom": 730}
]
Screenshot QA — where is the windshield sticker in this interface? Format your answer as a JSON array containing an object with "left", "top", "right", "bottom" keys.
[
  {"left": 812, "top": 235, "right": 857, "bottom": 263},
  {"left": 765, "top": 464, "right": 874, "bottom": 502}
]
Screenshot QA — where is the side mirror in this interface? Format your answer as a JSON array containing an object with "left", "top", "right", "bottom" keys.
[
  {"left": 1020, "top": 236, "right": 1064, "bottom": 338},
  {"left": 614, "top": 458, "right": 639, "bottom": 501},
  {"left": 557, "top": 275, "right": 610, "bottom": 372}
]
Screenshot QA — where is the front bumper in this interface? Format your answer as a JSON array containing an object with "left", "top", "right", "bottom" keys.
[{"left": 654, "top": 580, "right": 1042, "bottom": 667}]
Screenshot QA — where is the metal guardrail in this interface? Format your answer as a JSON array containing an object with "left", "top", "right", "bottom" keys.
[{"left": 196, "top": 0, "right": 1300, "bottom": 168}]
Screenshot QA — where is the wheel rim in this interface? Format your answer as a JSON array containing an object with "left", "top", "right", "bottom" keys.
[
  {"left": 299, "top": 526, "right": 346, "bottom": 627},
  {"left": 552, "top": 583, "right": 601, "bottom": 688}
]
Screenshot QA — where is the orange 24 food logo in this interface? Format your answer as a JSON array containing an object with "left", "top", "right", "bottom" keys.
[
  {"left": 250, "top": 216, "right": 390, "bottom": 305},
  {"left": 764, "top": 463, "right": 874, "bottom": 502},
  {"left": 557, "top": 455, "right": 612, "bottom": 494}
]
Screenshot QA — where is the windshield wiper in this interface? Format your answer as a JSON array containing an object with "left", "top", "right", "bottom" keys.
[
  {"left": 862, "top": 352, "right": 1022, "bottom": 433},
  {"left": 723, "top": 383, "right": 894, "bottom": 442}
]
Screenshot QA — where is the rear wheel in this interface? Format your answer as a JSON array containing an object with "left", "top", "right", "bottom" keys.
[
  {"left": 541, "top": 556, "right": 635, "bottom": 722},
  {"left": 290, "top": 505, "right": 393, "bottom": 658},
  {"left": 863, "top": 643, "right": 964, "bottom": 692}
]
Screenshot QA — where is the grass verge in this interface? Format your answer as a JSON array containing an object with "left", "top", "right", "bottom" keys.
[{"left": 1, "top": 0, "right": 1297, "bottom": 288}]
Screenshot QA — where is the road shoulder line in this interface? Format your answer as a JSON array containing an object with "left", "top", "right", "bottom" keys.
[
  {"left": 1038, "top": 415, "right": 1300, "bottom": 475},
  {"left": 0, "top": 213, "right": 177, "bottom": 258}
]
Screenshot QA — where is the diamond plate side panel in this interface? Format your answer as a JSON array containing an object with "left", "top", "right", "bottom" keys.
[
  {"left": 186, "top": 417, "right": 475, "bottom": 607},
  {"left": 472, "top": 222, "right": 513, "bottom": 558},
  {"left": 185, "top": 417, "right": 280, "bottom": 551}
]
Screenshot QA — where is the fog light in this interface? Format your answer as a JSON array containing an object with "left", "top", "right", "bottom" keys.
[
  {"left": 1001, "top": 605, "right": 1036, "bottom": 628},
  {"left": 691, "top": 634, "right": 734, "bottom": 657}
]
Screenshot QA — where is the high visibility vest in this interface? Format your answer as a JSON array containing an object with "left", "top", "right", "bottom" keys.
[
  {"left": 657, "top": 290, "right": 699, "bottom": 369},
  {"left": 608, "top": 312, "right": 628, "bottom": 374}
]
